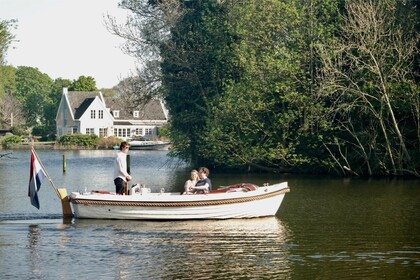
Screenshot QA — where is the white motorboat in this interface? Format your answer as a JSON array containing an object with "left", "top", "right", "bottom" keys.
[
  {"left": 128, "top": 140, "right": 171, "bottom": 150},
  {"left": 69, "top": 182, "right": 290, "bottom": 220}
]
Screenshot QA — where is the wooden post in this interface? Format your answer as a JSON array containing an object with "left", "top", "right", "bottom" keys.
[
  {"left": 125, "top": 154, "right": 130, "bottom": 195},
  {"left": 126, "top": 154, "right": 131, "bottom": 175},
  {"left": 63, "top": 154, "right": 66, "bottom": 173}
]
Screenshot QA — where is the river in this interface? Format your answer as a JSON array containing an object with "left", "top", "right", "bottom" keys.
[{"left": 0, "top": 150, "right": 418, "bottom": 279}]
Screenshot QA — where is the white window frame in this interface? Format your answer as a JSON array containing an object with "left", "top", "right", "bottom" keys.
[
  {"left": 135, "top": 128, "right": 143, "bottom": 135},
  {"left": 86, "top": 128, "right": 94, "bottom": 135},
  {"left": 99, "top": 128, "right": 107, "bottom": 137}
]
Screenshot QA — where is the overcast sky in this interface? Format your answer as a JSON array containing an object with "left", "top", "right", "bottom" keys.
[{"left": 0, "top": 0, "right": 136, "bottom": 88}]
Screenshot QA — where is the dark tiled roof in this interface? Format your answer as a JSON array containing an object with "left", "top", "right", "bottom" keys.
[
  {"left": 74, "top": 98, "right": 95, "bottom": 119},
  {"left": 66, "top": 91, "right": 167, "bottom": 121},
  {"left": 107, "top": 98, "right": 167, "bottom": 120},
  {"left": 114, "top": 121, "right": 133, "bottom": 125},
  {"left": 67, "top": 91, "right": 102, "bottom": 119}
]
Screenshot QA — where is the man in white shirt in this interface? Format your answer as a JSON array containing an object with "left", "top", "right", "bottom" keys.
[{"left": 114, "top": 142, "right": 132, "bottom": 194}]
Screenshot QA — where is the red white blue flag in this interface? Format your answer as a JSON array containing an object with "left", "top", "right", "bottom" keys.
[{"left": 28, "top": 150, "right": 47, "bottom": 209}]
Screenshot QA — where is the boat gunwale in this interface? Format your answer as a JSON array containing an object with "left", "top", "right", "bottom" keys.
[{"left": 70, "top": 187, "right": 290, "bottom": 207}]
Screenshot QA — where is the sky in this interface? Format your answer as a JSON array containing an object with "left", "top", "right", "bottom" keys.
[{"left": 0, "top": 0, "right": 137, "bottom": 88}]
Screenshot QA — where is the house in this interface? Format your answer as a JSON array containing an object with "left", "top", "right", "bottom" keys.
[{"left": 55, "top": 88, "right": 168, "bottom": 140}]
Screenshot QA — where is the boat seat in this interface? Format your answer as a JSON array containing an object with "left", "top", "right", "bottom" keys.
[
  {"left": 91, "top": 190, "right": 115, "bottom": 194},
  {"left": 210, "top": 183, "right": 258, "bottom": 194}
]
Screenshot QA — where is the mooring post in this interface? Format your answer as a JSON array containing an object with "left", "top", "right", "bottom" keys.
[
  {"left": 63, "top": 154, "right": 66, "bottom": 173},
  {"left": 127, "top": 154, "right": 131, "bottom": 174}
]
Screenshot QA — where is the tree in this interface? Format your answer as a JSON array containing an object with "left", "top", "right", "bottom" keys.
[
  {"left": 106, "top": 0, "right": 181, "bottom": 103},
  {"left": 0, "top": 65, "right": 16, "bottom": 99},
  {"left": 111, "top": 0, "right": 340, "bottom": 171},
  {"left": 161, "top": 0, "right": 340, "bottom": 171},
  {"left": 318, "top": 0, "right": 419, "bottom": 176},
  {"left": 0, "top": 19, "right": 17, "bottom": 65},
  {"left": 15, "top": 66, "right": 53, "bottom": 127},
  {"left": 0, "top": 92, "right": 24, "bottom": 130},
  {"left": 69, "top": 75, "right": 97, "bottom": 91}
]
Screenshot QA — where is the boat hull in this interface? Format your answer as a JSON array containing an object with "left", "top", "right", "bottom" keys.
[
  {"left": 128, "top": 141, "right": 170, "bottom": 150},
  {"left": 70, "top": 182, "right": 289, "bottom": 220}
]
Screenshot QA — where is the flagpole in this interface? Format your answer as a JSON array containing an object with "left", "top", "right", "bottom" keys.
[{"left": 31, "top": 147, "right": 61, "bottom": 200}]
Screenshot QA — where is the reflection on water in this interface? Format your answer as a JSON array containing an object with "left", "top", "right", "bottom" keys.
[
  {"left": 85, "top": 218, "right": 290, "bottom": 279},
  {"left": 16, "top": 218, "right": 291, "bottom": 279}
]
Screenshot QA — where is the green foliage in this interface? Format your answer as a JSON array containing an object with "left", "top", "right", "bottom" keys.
[
  {"left": 161, "top": 0, "right": 338, "bottom": 171},
  {"left": 70, "top": 76, "right": 97, "bottom": 91},
  {"left": 161, "top": 0, "right": 238, "bottom": 164},
  {"left": 157, "top": 126, "right": 169, "bottom": 139},
  {"left": 59, "top": 134, "right": 99, "bottom": 147},
  {"left": 118, "top": 0, "right": 419, "bottom": 175},
  {"left": 0, "top": 19, "right": 17, "bottom": 65},
  {"left": 0, "top": 65, "right": 16, "bottom": 99},
  {"left": 1, "top": 134, "right": 21, "bottom": 148},
  {"left": 15, "top": 66, "right": 53, "bottom": 127}
]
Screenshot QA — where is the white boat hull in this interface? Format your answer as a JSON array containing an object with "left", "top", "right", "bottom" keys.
[
  {"left": 70, "top": 182, "right": 289, "bottom": 220},
  {"left": 128, "top": 141, "right": 170, "bottom": 150}
]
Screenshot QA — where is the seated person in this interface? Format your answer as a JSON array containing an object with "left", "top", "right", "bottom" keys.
[
  {"left": 190, "top": 167, "right": 212, "bottom": 194},
  {"left": 184, "top": 169, "right": 199, "bottom": 194}
]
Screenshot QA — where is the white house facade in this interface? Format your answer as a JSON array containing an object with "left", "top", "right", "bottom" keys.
[{"left": 55, "top": 88, "right": 168, "bottom": 140}]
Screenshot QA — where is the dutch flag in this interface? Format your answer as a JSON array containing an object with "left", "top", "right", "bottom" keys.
[{"left": 28, "top": 150, "right": 47, "bottom": 209}]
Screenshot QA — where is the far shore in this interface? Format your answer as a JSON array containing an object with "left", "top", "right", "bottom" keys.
[{"left": 1, "top": 143, "right": 115, "bottom": 150}]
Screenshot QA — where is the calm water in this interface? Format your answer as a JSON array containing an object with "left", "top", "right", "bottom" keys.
[{"left": 0, "top": 150, "right": 419, "bottom": 279}]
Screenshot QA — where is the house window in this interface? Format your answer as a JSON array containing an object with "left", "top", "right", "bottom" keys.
[
  {"left": 133, "top": 111, "right": 139, "bottom": 118},
  {"left": 72, "top": 127, "right": 78, "bottom": 134},
  {"left": 135, "top": 128, "right": 143, "bottom": 135},
  {"left": 98, "top": 110, "right": 103, "bottom": 119},
  {"left": 91, "top": 110, "right": 96, "bottom": 119},
  {"left": 86, "top": 128, "right": 94, "bottom": 135},
  {"left": 99, "top": 128, "right": 107, "bottom": 137},
  {"left": 145, "top": 128, "right": 153, "bottom": 135},
  {"left": 116, "top": 128, "right": 131, "bottom": 138},
  {"left": 113, "top": 110, "right": 120, "bottom": 118}
]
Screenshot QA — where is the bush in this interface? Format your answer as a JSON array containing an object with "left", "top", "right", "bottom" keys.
[
  {"left": 97, "top": 136, "right": 121, "bottom": 149},
  {"left": 2, "top": 135, "right": 22, "bottom": 148},
  {"left": 158, "top": 127, "right": 169, "bottom": 139},
  {"left": 58, "top": 134, "right": 99, "bottom": 147}
]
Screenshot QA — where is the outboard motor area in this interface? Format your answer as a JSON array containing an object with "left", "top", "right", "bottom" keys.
[{"left": 129, "top": 184, "right": 140, "bottom": 195}]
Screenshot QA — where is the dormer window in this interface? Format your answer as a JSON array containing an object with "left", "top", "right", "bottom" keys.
[
  {"left": 113, "top": 110, "right": 120, "bottom": 118},
  {"left": 133, "top": 111, "right": 139, "bottom": 118}
]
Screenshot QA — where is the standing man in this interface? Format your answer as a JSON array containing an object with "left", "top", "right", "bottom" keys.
[{"left": 114, "top": 141, "right": 132, "bottom": 195}]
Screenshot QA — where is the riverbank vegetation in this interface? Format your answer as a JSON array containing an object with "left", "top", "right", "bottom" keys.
[
  {"left": 106, "top": 0, "right": 419, "bottom": 176},
  {"left": 0, "top": 133, "right": 121, "bottom": 150},
  {"left": 1, "top": 1, "right": 418, "bottom": 176}
]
